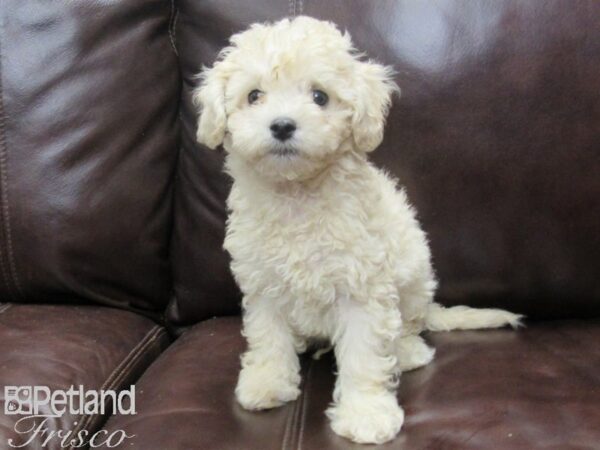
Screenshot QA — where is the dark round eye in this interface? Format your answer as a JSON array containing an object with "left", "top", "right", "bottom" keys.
[
  {"left": 312, "top": 89, "right": 329, "bottom": 106},
  {"left": 248, "top": 89, "right": 263, "bottom": 104}
]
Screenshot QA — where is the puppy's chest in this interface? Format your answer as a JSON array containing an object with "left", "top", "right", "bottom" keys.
[
  {"left": 245, "top": 200, "right": 348, "bottom": 268},
  {"left": 226, "top": 190, "right": 373, "bottom": 298}
]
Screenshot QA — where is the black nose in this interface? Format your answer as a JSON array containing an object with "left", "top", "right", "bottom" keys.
[{"left": 270, "top": 118, "right": 296, "bottom": 141}]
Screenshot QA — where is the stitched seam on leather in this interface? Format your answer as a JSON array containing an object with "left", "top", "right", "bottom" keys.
[
  {"left": 168, "top": 0, "right": 178, "bottom": 55},
  {"left": 68, "top": 325, "right": 166, "bottom": 448},
  {"left": 0, "top": 245, "right": 11, "bottom": 297},
  {"left": 290, "top": 373, "right": 306, "bottom": 449},
  {"left": 281, "top": 360, "right": 310, "bottom": 450},
  {"left": 0, "top": 40, "right": 9, "bottom": 297},
  {"left": 0, "top": 88, "right": 22, "bottom": 299},
  {"left": 281, "top": 379, "right": 302, "bottom": 449},
  {"left": 296, "top": 360, "right": 312, "bottom": 450},
  {"left": 0, "top": 40, "right": 19, "bottom": 300},
  {"left": 0, "top": 133, "right": 21, "bottom": 298},
  {"left": 68, "top": 325, "right": 167, "bottom": 450},
  {"left": 280, "top": 397, "right": 296, "bottom": 450}
]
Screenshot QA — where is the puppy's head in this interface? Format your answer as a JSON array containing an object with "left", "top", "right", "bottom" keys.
[{"left": 194, "top": 16, "right": 398, "bottom": 181}]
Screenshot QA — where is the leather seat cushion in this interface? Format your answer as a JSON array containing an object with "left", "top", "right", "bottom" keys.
[
  {"left": 97, "top": 316, "right": 600, "bottom": 449},
  {"left": 0, "top": 303, "right": 170, "bottom": 450}
]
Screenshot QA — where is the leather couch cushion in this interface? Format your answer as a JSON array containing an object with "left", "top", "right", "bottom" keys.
[
  {"left": 0, "top": 303, "right": 170, "bottom": 450},
  {"left": 169, "top": 0, "right": 600, "bottom": 327},
  {"left": 97, "top": 316, "right": 600, "bottom": 449},
  {"left": 0, "top": 0, "right": 179, "bottom": 312}
]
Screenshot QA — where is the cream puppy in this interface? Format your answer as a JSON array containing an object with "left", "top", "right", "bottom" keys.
[{"left": 194, "top": 16, "right": 522, "bottom": 444}]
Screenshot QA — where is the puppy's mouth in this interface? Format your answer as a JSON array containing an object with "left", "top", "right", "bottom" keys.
[{"left": 269, "top": 146, "right": 299, "bottom": 157}]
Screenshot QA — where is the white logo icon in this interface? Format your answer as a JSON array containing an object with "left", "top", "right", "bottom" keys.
[{"left": 4, "top": 387, "right": 33, "bottom": 415}]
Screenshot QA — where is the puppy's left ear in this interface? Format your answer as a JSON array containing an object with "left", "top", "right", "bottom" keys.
[
  {"left": 192, "top": 59, "right": 232, "bottom": 150},
  {"left": 351, "top": 61, "right": 398, "bottom": 153}
]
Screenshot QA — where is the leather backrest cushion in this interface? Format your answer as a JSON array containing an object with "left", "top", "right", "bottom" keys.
[
  {"left": 1, "top": 0, "right": 179, "bottom": 311},
  {"left": 169, "top": 0, "right": 600, "bottom": 327}
]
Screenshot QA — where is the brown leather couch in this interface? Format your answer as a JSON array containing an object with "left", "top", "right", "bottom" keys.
[{"left": 1, "top": 1, "right": 598, "bottom": 449}]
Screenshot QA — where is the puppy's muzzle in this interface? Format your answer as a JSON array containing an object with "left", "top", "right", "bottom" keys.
[{"left": 270, "top": 118, "right": 296, "bottom": 141}]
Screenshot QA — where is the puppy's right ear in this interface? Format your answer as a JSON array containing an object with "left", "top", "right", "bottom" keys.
[
  {"left": 192, "top": 60, "right": 231, "bottom": 150},
  {"left": 350, "top": 61, "right": 398, "bottom": 153}
]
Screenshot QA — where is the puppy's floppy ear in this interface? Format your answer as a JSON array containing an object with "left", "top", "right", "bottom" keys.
[
  {"left": 351, "top": 61, "right": 398, "bottom": 153},
  {"left": 192, "top": 59, "right": 232, "bottom": 150}
]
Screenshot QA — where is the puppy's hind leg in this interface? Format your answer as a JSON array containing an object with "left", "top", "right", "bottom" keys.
[{"left": 396, "top": 334, "right": 435, "bottom": 372}]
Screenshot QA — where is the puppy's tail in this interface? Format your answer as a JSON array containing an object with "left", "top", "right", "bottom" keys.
[{"left": 425, "top": 303, "right": 524, "bottom": 332}]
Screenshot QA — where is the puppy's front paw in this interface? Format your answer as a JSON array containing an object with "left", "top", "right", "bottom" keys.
[
  {"left": 236, "top": 363, "right": 300, "bottom": 410},
  {"left": 327, "top": 392, "right": 404, "bottom": 444}
]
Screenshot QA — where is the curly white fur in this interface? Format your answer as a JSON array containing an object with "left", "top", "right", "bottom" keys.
[{"left": 194, "top": 16, "right": 523, "bottom": 445}]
